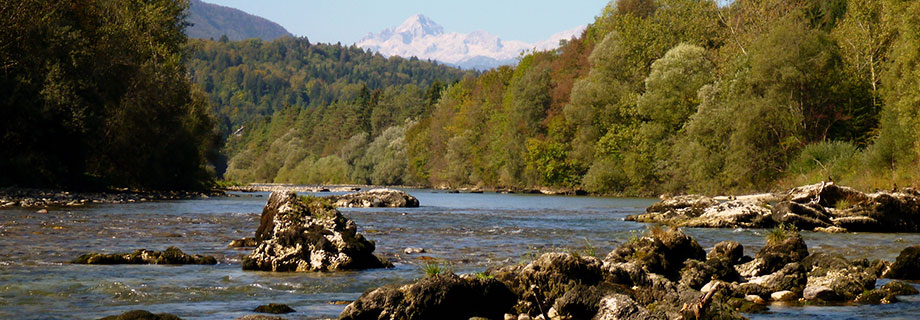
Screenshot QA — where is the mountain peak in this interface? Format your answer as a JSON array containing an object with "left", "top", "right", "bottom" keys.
[{"left": 394, "top": 14, "right": 443, "bottom": 37}]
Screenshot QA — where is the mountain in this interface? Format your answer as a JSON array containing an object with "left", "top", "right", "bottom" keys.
[
  {"left": 357, "top": 14, "right": 585, "bottom": 70},
  {"left": 186, "top": 0, "right": 292, "bottom": 41}
]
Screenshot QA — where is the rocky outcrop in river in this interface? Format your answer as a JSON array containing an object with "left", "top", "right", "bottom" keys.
[
  {"left": 325, "top": 188, "right": 420, "bottom": 208},
  {"left": 627, "top": 182, "right": 920, "bottom": 233},
  {"left": 73, "top": 246, "right": 216, "bottom": 265},
  {"left": 242, "top": 192, "right": 391, "bottom": 272},
  {"left": 0, "top": 187, "right": 223, "bottom": 208},
  {"left": 340, "top": 227, "right": 920, "bottom": 320}
]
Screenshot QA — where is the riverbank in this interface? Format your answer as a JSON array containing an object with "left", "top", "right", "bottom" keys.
[{"left": 0, "top": 187, "right": 225, "bottom": 208}]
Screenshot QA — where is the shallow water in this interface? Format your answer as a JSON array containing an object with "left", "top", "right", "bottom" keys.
[{"left": 0, "top": 189, "right": 918, "bottom": 319}]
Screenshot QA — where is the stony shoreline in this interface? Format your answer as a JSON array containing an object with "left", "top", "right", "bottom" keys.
[
  {"left": 0, "top": 187, "right": 225, "bottom": 208},
  {"left": 628, "top": 181, "right": 920, "bottom": 233}
]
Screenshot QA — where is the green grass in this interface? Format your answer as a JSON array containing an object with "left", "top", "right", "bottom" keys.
[
  {"left": 766, "top": 224, "right": 799, "bottom": 244},
  {"left": 473, "top": 272, "right": 494, "bottom": 280},
  {"left": 422, "top": 262, "right": 451, "bottom": 277}
]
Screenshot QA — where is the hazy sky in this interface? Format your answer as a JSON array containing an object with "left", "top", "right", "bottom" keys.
[{"left": 201, "top": 0, "right": 611, "bottom": 44}]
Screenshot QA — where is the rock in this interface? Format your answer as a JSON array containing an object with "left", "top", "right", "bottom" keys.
[
  {"left": 404, "top": 247, "right": 426, "bottom": 254},
  {"left": 646, "top": 195, "right": 718, "bottom": 217},
  {"left": 254, "top": 303, "right": 294, "bottom": 314},
  {"left": 242, "top": 192, "right": 390, "bottom": 272},
  {"left": 854, "top": 289, "right": 898, "bottom": 304},
  {"left": 74, "top": 247, "right": 217, "bottom": 265},
  {"left": 770, "top": 290, "right": 797, "bottom": 301},
  {"left": 771, "top": 201, "right": 833, "bottom": 230},
  {"left": 883, "top": 245, "right": 920, "bottom": 280},
  {"left": 839, "top": 191, "right": 920, "bottom": 232},
  {"left": 748, "top": 262, "right": 807, "bottom": 295},
  {"left": 235, "top": 316, "right": 285, "bottom": 320},
  {"left": 804, "top": 267, "right": 875, "bottom": 301},
  {"left": 707, "top": 241, "right": 744, "bottom": 264},
  {"left": 750, "top": 232, "right": 809, "bottom": 277},
  {"left": 604, "top": 227, "right": 705, "bottom": 280},
  {"left": 628, "top": 199, "right": 773, "bottom": 229},
  {"left": 98, "top": 310, "right": 183, "bottom": 320},
  {"left": 803, "top": 285, "right": 837, "bottom": 301},
  {"left": 814, "top": 226, "right": 848, "bottom": 233},
  {"left": 592, "top": 294, "right": 663, "bottom": 320},
  {"left": 744, "top": 295, "right": 766, "bottom": 304},
  {"left": 679, "top": 258, "right": 740, "bottom": 290},
  {"left": 340, "top": 273, "right": 517, "bottom": 320},
  {"left": 880, "top": 280, "right": 920, "bottom": 295},
  {"left": 228, "top": 237, "right": 260, "bottom": 248},
  {"left": 491, "top": 252, "right": 603, "bottom": 316},
  {"left": 36, "top": 208, "right": 48, "bottom": 214},
  {"left": 325, "top": 188, "right": 420, "bottom": 208}
]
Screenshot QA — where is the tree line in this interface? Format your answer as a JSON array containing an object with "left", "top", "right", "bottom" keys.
[
  {"left": 1, "top": 0, "right": 218, "bottom": 190},
  {"left": 226, "top": 0, "right": 920, "bottom": 195}
]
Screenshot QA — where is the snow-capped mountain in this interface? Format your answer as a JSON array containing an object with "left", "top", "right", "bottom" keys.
[{"left": 357, "top": 14, "right": 585, "bottom": 70}]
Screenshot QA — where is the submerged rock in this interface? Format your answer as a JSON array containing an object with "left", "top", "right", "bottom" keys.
[
  {"left": 883, "top": 245, "right": 920, "bottom": 280},
  {"left": 254, "top": 303, "right": 295, "bottom": 314},
  {"left": 325, "top": 188, "right": 420, "bottom": 208},
  {"left": 98, "top": 310, "right": 183, "bottom": 320},
  {"left": 74, "top": 247, "right": 216, "bottom": 265},
  {"left": 242, "top": 192, "right": 389, "bottom": 272},
  {"left": 228, "top": 237, "right": 260, "bottom": 248}
]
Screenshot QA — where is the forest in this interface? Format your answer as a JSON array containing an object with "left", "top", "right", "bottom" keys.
[
  {"left": 222, "top": 0, "right": 920, "bottom": 195},
  {"left": 0, "top": 0, "right": 218, "bottom": 190},
  {"left": 3, "top": 0, "right": 918, "bottom": 196}
]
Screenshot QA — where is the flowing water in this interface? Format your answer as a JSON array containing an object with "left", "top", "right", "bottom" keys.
[{"left": 0, "top": 189, "right": 918, "bottom": 319}]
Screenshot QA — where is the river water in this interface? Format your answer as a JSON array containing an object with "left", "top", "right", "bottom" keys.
[{"left": 0, "top": 189, "right": 918, "bottom": 319}]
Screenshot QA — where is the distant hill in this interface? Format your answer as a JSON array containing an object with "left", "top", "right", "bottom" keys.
[{"left": 186, "top": 0, "right": 291, "bottom": 41}]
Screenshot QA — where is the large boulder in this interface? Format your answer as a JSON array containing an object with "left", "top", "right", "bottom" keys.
[
  {"left": 771, "top": 201, "right": 833, "bottom": 230},
  {"left": 685, "top": 200, "right": 773, "bottom": 229},
  {"left": 707, "top": 241, "right": 744, "bottom": 264},
  {"left": 325, "top": 188, "right": 420, "bottom": 208},
  {"left": 490, "top": 252, "right": 605, "bottom": 317},
  {"left": 646, "top": 195, "right": 719, "bottom": 217},
  {"left": 340, "top": 273, "right": 516, "bottom": 320},
  {"left": 592, "top": 294, "right": 663, "bottom": 320},
  {"left": 883, "top": 245, "right": 920, "bottom": 280},
  {"left": 801, "top": 253, "right": 875, "bottom": 302},
  {"left": 605, "top": 227, "right": 706, "bottom": 280},
  {"left": 74, "top": 247, "right": 216, "bottom": 265},
  {"left": 242, "top": 192, "right": 389, "bottom": 272},
  {"left": 736, "top": 232, "right": 808, "bottom": 278}
]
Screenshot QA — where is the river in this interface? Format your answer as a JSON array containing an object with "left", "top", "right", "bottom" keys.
[{"left": 0, "top": 189, "right": 918, "bottom": 319}]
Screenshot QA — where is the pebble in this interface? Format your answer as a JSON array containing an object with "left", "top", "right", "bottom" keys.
[
  {"left": 745, "top": 295, "right": 766, "bottom": 304},
  {"left": 404, "top": 247, "right": 426, "bottom": 254},
  {"left": 36, "top": 209, "right": 48, "bottom": 214}
]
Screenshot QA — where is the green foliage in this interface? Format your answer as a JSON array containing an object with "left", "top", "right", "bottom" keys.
[
  {"left": 0, "top": 0, "right": 218, "bottom": 190},
  {"left": 422, "top": 262, "right": 446, "bottom": 277},
  {"left": 472, "top": 272, "right": 494, "bottom": 280},
  {"left": 766, "top": 224, "right": 799, "bottom": 245},
  {"left": 787, "top": 141, "right": 859, "bottom": 182},
  {"left": 215, "top": 0, "right": 919, "bottom": 194}
]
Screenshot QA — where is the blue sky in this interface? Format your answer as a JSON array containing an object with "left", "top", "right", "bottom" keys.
[{"left": 202, "top": 0, "right": 611, "bottom": 44}]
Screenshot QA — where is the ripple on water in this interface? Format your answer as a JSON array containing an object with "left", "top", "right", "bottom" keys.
[{"left": 1, "top": 190, "right": 919, "bottom": 319}]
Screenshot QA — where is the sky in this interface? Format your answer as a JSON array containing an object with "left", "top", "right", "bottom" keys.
[{"left": 201, "top": 0, "right": 612, "bottom": 44}]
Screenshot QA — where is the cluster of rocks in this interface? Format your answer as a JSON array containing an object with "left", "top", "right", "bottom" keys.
[
  {"left": 73, "top": 246, "right": 217, "bottom": 265},
  {"left": 240, "top": 192, "right": 391, "bottom": 272},
  {"left": 341, "top": 227, "right": 920, "bottom": 320},
  {"left": 324, "top": 188, "right": 420, "bottom": 208},
  {"left": 627, "top": 182, "right": 920, "bottom": 233},
  {"left": 0, "top": 187, "right": 224, "bottom": 208},
  {"left": 225, "top": 184, "right": 361, "bottom": 193}
]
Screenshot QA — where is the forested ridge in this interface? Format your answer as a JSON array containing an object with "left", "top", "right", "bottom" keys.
[{"left": 224, "top": 0, "right": 920, "bottom": 195}]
